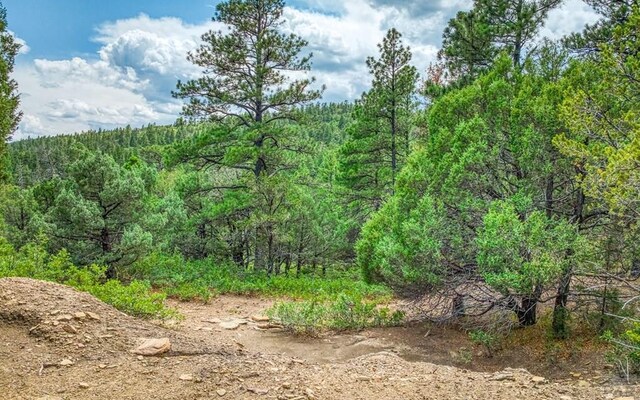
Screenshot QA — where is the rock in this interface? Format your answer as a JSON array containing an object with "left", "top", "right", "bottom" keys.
[
  {"left": 251, "top": 315, "right": 270, "bottom": 323},
  {"left": 531, "top": 376, "right": 546, "bottom": 384},
  {"left": 578, "top": 380, "right": 590, "bottom": 387},
  {"left": 179, "top": 374, "right": 193, "bottom": 381},
  {"left": 247, "top": 387, "right": 269, "bottom": 395},
  {"left": 86, "top": 312, "right": 101, "bottom": 321},
  {"left": 49, "top": 310, "right": 60, "bottom": 316},
  {"left": 216, "top": 389, "right": 227, "bottom": 397},
  {"left": 78, "top": 382, "right": 90, "bottom": 389},
  {"left": 59, "top": 359, "right": 74, "bottom": 367},
  {"left": 613, "top": 397, "right": 635, "bottom": 400},
  {"left": 56, "top": 314, "right": 73, "bottom": 322},
  {"left": 220, "top": 320, "right": 242, "bottom": 330},
  {"left": 559, "top": 396, "right": 572, "bottom": 400},
  {"left": 62, "top": 324, "right": 78, "bottom": 334},
  {"left": 490, "top": 372, "right": 515, "bottom": 382},
  {"left": 203, "top": 318, "right": 222, "bottom": 324},
  {"left": 131, "top": 338, "right": 171, "bottom": 356},
  {"left": 569, "top": 372, "right": 582, "bottom": 378},
  {"left": 74, "top": 312, "right": 86, "bottom": 320}
]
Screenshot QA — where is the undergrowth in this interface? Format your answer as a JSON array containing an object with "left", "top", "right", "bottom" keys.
[
  {"left": 130, "top": 252, "right": 392, "bottom": 302},
  {"left": 267, "top": 293, "right": 404, "bottom": 336},
  {"left": 0, "top": 238, "right": 175, "bottom": 319}
]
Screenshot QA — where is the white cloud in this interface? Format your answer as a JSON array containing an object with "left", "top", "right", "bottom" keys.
[{"left": 12, "top": 2, "right": 601, "bottom": 139}]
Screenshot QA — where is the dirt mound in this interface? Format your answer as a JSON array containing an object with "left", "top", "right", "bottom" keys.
[{"left": 0, "top": 278, "right": 224, "bottom": 361}]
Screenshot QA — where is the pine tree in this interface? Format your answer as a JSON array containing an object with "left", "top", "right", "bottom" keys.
[
  {"left": 173, "top": 0, "right": 322, "bottom": 179},
  {"left": 439, "top": 0, "right": 561, "bottom": 84},
  {"left": 339, "top": 29, "right": 417, "bottom": 221},
  {"left": 173, "top": 0, "right": 323, "bottom": 271},
  {"left": 0, "top": 2, "right": 21, "bottom": 182}
]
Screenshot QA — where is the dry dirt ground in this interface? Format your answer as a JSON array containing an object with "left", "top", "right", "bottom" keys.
[{"left": 1, "top": 277, "right": 639, "bottom": 400}]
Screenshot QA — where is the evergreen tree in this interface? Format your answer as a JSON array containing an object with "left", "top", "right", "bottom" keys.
[
  {"left": 439, "top": 0, "right": 562, "bottom": 84},
  {"left": 563, "top": 0, "right": 638, "bottom": 55},
  {"left": 0, "top": 2, "right": 21, "bottom": 182},
  {"left": 339, "top": 29, "right": 418, "bottom": 221},
  {"left": 173, "top": 0, "right": 322, "bottom": 179},
  {"left": 172, "top": 0, "right": 322, "bottom": 271}
]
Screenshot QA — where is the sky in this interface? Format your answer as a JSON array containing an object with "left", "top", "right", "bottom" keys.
[{"left": 3, "top": 0, "right": 601, "bottom": 140}]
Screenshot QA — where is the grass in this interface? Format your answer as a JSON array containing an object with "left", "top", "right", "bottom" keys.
[
  {"left": 129, "top": 252, "right": 392, "bottom": 302},
  {"left": 267, "top": 293, "right": 404, "bottom": 336}
]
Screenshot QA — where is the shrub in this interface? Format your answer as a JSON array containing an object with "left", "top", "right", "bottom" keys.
[
  {"left": 268, "top": 294, "right": 404, "bottom": 336},
  {"left": 0, "top": 237, "right": 174, "bottom": 319}
]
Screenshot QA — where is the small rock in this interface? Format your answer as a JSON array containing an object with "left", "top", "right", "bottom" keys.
[
  {"left": 98, "top": 364, "right": 107, "bottom": 369},
  {"left": 531, "top": 376, "right": 546, "bottom": 384},
  {"left": 74, "top": 312, "right": 86, "bottom": 320},
  {"left": 490, "top": 373, "right": 515, "bottom": 382},
  {"left": 569, "top": 372, "right": 582, "bottom": 378},
  {"left": 50, "top": 310, "right": 60, "bottom": 316},
  {"left": 86, "top": 312, "right": 101, "bottom": 321},
  {"left": 62, "top": 324, "right": 78, "bottom": 334},
  {"left": 131, "top": 338, "right": 171, "bottom": 356},
  {"left": 251, "top": 315, "right": 270, "bottom": 323},
  {"left": 78, "top": 382, "right": 90, "bottom": 389},
  {"left": 203, "top": 318, "right": 222, "bottom": 324},
  {"left": 137, "top": 356, "right": 144, "bottom": 361},
  {"left": 220, "top": 321, "right": 241, "bottom": 330},
  {"left": 179, "top": 374, "right": 193, "bottom": 381},
  {"left": 216, "top": 389, "right": 227, "bottom": 397},
  {"left": 613, "top": 397, "right": 635, "bottom": 400},
  {"left": 56, "top": 314, "right": 73, "bottom": 322},
  {"left": 59, "top": 359, "right": 74, "bottom": 367},
  {"left": 559, "top": 396, "right": 572, "bottom": 400},
  {"left": 247, "top": 387, "right": 269, "bottom": 395},
  {"left": 577, "top": 380, "right": 590, "bottom": 387}
]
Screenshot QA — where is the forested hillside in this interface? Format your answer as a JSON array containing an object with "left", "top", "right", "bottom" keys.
[{"left": 2, "top": 0, "right": 640, "bottom": 381}]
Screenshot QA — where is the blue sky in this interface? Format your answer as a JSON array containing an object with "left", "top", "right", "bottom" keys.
[{"left": 4, "top": 0, "right": 600, "bottom": 139}]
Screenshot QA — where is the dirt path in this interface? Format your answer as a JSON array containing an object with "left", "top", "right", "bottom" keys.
[{"left": 1, "top": 278, "right": 639, "bottom": 400}]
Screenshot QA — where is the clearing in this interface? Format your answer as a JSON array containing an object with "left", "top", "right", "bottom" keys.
[{"left": 1, "top": 277, "right": 638, "bottom": 400}]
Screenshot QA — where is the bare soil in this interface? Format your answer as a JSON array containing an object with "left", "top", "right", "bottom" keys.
[{"left": 1, "top": 278, "right": 639, "bottom": 400}]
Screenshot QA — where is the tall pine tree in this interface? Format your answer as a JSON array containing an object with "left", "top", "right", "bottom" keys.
[{"left": 340, "top": 29, "right": 418, "bottom": 222}]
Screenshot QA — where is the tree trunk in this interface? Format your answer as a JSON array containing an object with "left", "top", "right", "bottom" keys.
[{"left": 552, "top": 266, "right": 572, "bottom": 338}]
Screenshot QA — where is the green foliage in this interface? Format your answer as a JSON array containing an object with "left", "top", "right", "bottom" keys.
[
  {"left": 339, "top": 29, "right": 418, "bottom": 222},
  {"left": 129, "top": 252, "right": 390, "bottom": 301},
  {"left": 0, "top": 1, "right": 21, "bottom": 182},
  {"left": 439, "top": 0, "right": 562, "bottom": 85},
  {"left": 45, "top": 146, "right": 155, "bottom": 273},
  {"left": 87, "top": 280, "right": 174, "bottom": 319},
  {"left": 476, "top": 202, "right": 578, "bottom": 295},
  {"left": 268, "top": 294, "right": 404, "bottom": 336},
  {"left": 469, "top": 329, "right": 499, "bottom": 357},
  {"left": 0, "top": 237, "right": 173, "bottom": 319}
]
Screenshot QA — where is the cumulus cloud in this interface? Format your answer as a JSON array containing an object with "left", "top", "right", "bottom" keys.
[{"left": 13, "top": 1, "right": 600, "bottom": 139}]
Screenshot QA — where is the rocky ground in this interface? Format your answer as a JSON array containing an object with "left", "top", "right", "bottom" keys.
[{"left": 1, "top": 277, "right": 638, "bottom": 400}]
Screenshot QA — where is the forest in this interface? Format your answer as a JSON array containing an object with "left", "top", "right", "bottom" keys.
[{"left": 1, "top": 0, "right": 640, "bottom": 381}]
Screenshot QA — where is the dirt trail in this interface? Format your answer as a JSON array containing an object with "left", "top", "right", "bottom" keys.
[{"left": 1, "top": 278, "right": 639, "bottom": 400}]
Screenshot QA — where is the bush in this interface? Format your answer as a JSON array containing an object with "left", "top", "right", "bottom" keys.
[
  {"left": 130, "top": 252, "right": 391, "bottom": 302},
  {"left": 0, "top": 237, "right": 174, "bottom": 319},
  {"left": 268, "top": 294, "right": 404, "bottom": 336}
]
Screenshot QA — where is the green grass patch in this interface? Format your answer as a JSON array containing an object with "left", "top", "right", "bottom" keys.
[
  {"left": 267, "top": 294, "right": 404, "bottom": 336},
  {"left": 130, "top": 252, "right": 392, "bottom": 302}
]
